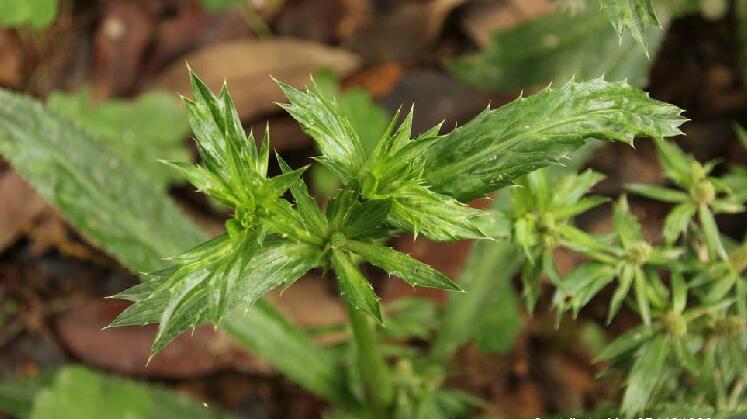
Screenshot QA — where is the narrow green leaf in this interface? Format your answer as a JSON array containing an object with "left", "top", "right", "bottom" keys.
[
  {"left": 277, "top": 156, "right": 328, "bottom": 236},
  {"left": 673, "top": 338, "right": 700, "bottom": 376},
  {"left": 662, "top": 202, "right": 696, "bottom": 244},
  {"left": 331, "top": 248, "right": 382, "bottom": 323},
  {"left": 608, "top": 264, "right": 635, "bottom": 323},
  {"left": 428, "top": 241, "right": 522, "bottom": 364},
  {"left": 326, "top": 184, "right": 359, "bottom": 229},
  {"left": 621, "top": 337, "right": 670, "bottom": 416},
  {"left": 557, "top": 224, "right": 612, "bottom": 255},
  {"left": 257, "top": 127, "right": 270, "bottom": 177},
  {"left": 596, "top": 323, "right": 657, "bottom": 361},
  {"left": 261, "top": 163, "right": 308, "bottom": 199},
  {"left": 736, "top": 124, "right": 747, "bottom": 151},
  {"left": 671, "top": 271, "right": 687, "bottom": 314},
  {"left": 654, "top": 138, "right": 694, "bottom": 187},
  {"left": 710, "top": 199, "right": 745, "bottom": 214},
  {"left": 633, "top": 267, "right": 651, "bottom": 325},
  {"left": 626, "top": 183, "right": 688, "bottom": 202},
  {"left": 698, "top": 205, "right": 728, "bottom": 262},
  {"left": 514, "top": 217, "right": 537, "bottom": 261},
  {"left": 553, "top": 169, "right": 606, "bottom": 208},
  {"left": 312, "top": 69, "right": 390, "bottom": 157},
  {"left": 425, "top": 78, "right": 686, "bottom": 201},
  {"left": 162, "top": 160, "right": 236, "bottom": 206},
  {"left": 521, "top": 258, "right": 543, "bottom": 312},
  {"left": 613, "top": 195, "right": 644, "bottom": 248},
  {"left": 344, "top": 239, "right": 462, "bottom": 291},
  {"left": 558, "top": 263, "right": 617, "bottom": 316},
  {"left": 552, "top": 195, "right": 609, "bottom": 219}
]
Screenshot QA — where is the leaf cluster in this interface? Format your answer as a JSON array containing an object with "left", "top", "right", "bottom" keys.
[
  {"left": 110, "top": 69, "right": 685, "bottom": 360},
  {"left": 500, "top": 134, "right": 747, "bottom": 415}
]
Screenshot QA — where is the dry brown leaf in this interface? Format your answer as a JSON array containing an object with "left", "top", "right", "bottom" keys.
[
  {"left": 0, "top": 31, "right": 23, "bottom": 88},
  {"left": 461, "top": 0, "right": 554, "bottom": 48},
  {"left": 267, "top": 275, "right": 347, "bottom": 344},
  {"left": 93, "top": 1, "right": 155, "bottom": 97},
  {"left": 150, "top": 39, "right": 360, "bottom": 120},
  {"left": 56, "top": 299, "right": 267, "bottom": 378},
  {"left": 348, "top": 0, "right": 466, "bottom": 64},
  {"left": 0, "top": 170, "right": 47, "bottom": 254}
]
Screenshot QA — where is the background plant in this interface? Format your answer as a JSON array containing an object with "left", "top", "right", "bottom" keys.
[
  {"left": 492, "top": 134, "right": 747, "bottom": 415},
  {"left": 449, "top": 0, "right": 716, "bottom": 92}
]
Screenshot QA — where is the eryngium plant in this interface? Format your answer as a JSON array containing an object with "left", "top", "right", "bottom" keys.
[
  {"left": 501, "top": 135, "right": 747, "bottom": 415},
  {"left": 109, "top": 69, "right": 685, "bottom": 415}
]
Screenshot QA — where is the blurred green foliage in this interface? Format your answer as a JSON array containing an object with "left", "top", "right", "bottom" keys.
[
  {"left": 0, "top": 366, "right": 235, "bottom": 419},
  {"left": 0, "top": 0, "right": 57, "bottom": 29},
  {"left": 48, "top": 90, "right": 191, "bottom": 188}
]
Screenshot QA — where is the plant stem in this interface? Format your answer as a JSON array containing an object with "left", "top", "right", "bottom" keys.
[
  {"left": 345, "top": 300, "right": 393, "bottom": 416},
  {"left": 427, "top": 240, "right": 521, "bottom": 366}
]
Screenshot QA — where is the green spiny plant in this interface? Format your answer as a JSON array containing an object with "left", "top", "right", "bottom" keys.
[
  {"left": 100, "top": 69, "right": 685, "bottom": 416},
  {"left": 497, "top": 133, "right": 747, "bottom": 415},
  {"left": 0, "top": 57, "right": 701, "bottom": 415}
]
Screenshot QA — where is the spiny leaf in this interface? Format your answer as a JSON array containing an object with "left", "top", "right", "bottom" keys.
[
  {"left": 276, "top": 79, "right": 365, "bottom": 183},
  {"left": 343, "top": 239, "right": 462, "bottom": 291},
  {"left": 360, "top": 107, "right": 443, "bottom": 202},
  {"left": 182, "top": 70, "right": 270, "bottom": 203},
  {"left": 698, "top": 205, "right": 729, "bottom": 262},
  {"left": 425, "top": 78, "right": 686, "bottom": 201},
  {"left": 312, "top": 68, "right": 390, "bottom": 157},
  {"left": 448, "top": 6, "right": 660, "bottom": 91},
  {"left": 600, "top": 0, "right": 660, "bottom": 54},
  {"left": 277, "top": 156, "right": 328, "bottom": 237},
  {"left": 387, "top": 182, "right": 486, "bottom": 241},
  {"left": 331, "top": 248, "right": 382, "bottom": 323},
  {"left": 112, "top": 238, "right": 320, "bottom": 356}
]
